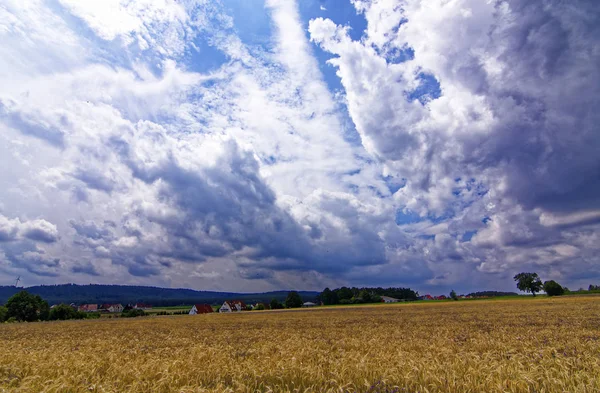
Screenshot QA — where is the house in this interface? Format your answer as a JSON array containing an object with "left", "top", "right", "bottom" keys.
[
  {"left": 189, "top": 304, "right": 214, "bottom": 315},
  {"left": 133, "top": 303, "right": 152, "bottom": 310},
  {"left": 418, "top": 294, "right": 434, "bottom": 300},
  {"left": 435, "top": 295, "right": 447, "bottom": 300},
  {"left": 78, "top": 304, "right": 98, "bottom": 312},
  {"left": 219, "top": 300, "right": 247, "bottom": 313},
  {"left": 302, "top": 302, "right": 317, "bottom": 307},
  {"left": 380, "top": 296, "right": 399, "bottom": 303},
  {"left": 100, "top": 304, "right": 123, "bottom": 313}
]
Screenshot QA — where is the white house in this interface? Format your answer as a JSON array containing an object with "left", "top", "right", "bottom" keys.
[
  {"left": 219, "top": 300, "right": 246, "bottom": 313},
  {"left": 381, "top": 296, "right": 399, "bottom": 303},
  {"left": 108, "top": 304, "right": 124, "bottom": 313},
  {"left": 302, "top": 302, "right": 317, "bottom": 307}
]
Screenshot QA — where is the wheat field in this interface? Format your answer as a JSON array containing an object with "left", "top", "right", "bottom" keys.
[{"left": 1, "top": 296, "right": 599, "bottom": 393}]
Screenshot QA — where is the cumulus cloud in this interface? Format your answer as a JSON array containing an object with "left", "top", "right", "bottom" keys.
[
  {"left": 0, "top": 214, "right": 58, "bottom": 243},
  {"left": 0, "top": 0, "right": 597, "bottom": 292},
  {"left": 309, "top": 0, "right": 600, "bottom": 287}
]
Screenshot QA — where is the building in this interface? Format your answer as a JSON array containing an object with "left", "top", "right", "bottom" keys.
[
  {"left": 189, "top": 304, "right": 214, "bottom": 315},
  {"left": 380, "top": 296, "right": 399, "bottom": 303},
  {"left": 219, "top": 300, "right": 247, "bottom": 313},
  {"left": 418, "top": 295, "right": 434, "bottom": 300},
  {"left": 78, "top": 304, "right": 98, "bottom": 312},
  {"left": 133, "top": 303, "right": 152, "bottom": 310},
  {"left": 105, "top": 304, "right": 124, "bottom": 313},
  {"left": 302, "top": 302, "right": 317, "bottom": 307}
]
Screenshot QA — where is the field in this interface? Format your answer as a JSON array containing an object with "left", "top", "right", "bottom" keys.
[{"left": 1, "top": 297, "right": 599, "bottom": 393}]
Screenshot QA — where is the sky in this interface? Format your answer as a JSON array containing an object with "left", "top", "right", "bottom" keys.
[{"left": 0, "top": 0, "right": 599, "bottom": 294}]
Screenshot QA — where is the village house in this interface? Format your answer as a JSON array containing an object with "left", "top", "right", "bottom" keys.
[
  {"left": 100, "top": 304, "right": 124, "bottom": 313},
  {"left": 219, "top": 300, "right": 247, "bottom": 313},
  {"left": 302, "top": 302, "right": 317, "bottom": 307},
  {"left": 133, "top": 303, "right": 152, "bottom": 310},
  {"left": 189, "top": 304, "right": 214, "bottom": 315},
  {"left": 78, "top": 304, "right": 98, "bottom": 312},
  {"left": 380, "top": 296, "right": 399, "bottom": 303}
]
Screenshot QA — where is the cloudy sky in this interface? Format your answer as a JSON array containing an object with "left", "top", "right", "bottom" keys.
[{"left": 0, "top": 0, "right": 598, "bottom": 293}]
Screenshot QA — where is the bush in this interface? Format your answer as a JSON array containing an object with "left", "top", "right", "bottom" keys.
[
  {"left": 270, "top": 298, "right": 283, "bottom": 310},
  {"left": 254, "top": 304, "right": 265, "bottom": 311},
  {"left": 543, "top": 280, "right": 565, "bottom": 296},
  {"left": 0, "top": 306, "right": 7, "bottom": 322},
  {"left": 121, "top": 309, "right": 146, "bottom": 318},
  {"left": 49, "top": 304, "right": 86, "bottom": 321}
]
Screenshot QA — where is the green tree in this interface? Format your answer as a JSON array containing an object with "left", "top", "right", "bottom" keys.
[
  {"left": 6, "top": 291, "right": 49, "bottom": 322},
  {"left": 358, "top": 289, "right": 372, "bottom": 303},
  {"left": 450, "top": 290, "right": 458, "bottom": 301},
  {"left": 543, "top": 280, "right": 565, "bottom": 297},
  {"left": 49, "top": 304, "right": 84, "bottom": 320},
  {"left": 285, "top": 291, "right": 303, "bottom": 308},
  {"left": 0, "top": 305, "right": 7, "bottom": 322},
  {"left": 270, "top": 298, "right": 283, "bottom": 310},
  {"left": 320, "top": 288, "right": 338, "bottom": 305},
  {"left": 253, "top": 303, "right": 265, "bottom": 311},
  {"left": 513, "top": 272, "right": 543, "bottom": 296},
  {"left": 336, "top": 287, "right": 353, "bottom": 301}
]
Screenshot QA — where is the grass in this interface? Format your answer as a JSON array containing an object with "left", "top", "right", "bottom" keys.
[{"left": 1, "top": 296, "right": 599, "bottom": 392}]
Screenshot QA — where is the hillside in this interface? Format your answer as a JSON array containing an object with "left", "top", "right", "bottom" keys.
[{"left": 0, "top": 284, "right": 319, "bottom": 306}]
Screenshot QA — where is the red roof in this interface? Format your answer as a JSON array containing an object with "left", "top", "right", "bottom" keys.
[
  {"left": 192, "top": 304, "right": 213, "bottom": 314},
  {"left": 224, "top": 300, "right": 247, "bottom": 310}
]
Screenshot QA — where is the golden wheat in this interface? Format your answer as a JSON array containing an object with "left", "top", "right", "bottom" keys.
[{"left": 1, "top": 296, "right": 599, "bottom": 393}]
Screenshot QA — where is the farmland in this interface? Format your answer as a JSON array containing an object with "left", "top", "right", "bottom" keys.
[{"left": 1, "top": 297, "right": 599, "bottom": 393}]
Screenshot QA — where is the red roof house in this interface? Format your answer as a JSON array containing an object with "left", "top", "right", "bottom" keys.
[{"left": 189, "top": 304, "right": 214, "bottom": 315}]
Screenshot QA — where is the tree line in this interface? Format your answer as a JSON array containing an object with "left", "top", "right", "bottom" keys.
[
  {"left": 0, "top": 291, "right": 94, "bottom": 322},
  {"left": 317, "top": 286, "right": 418, "bottom": 305}
]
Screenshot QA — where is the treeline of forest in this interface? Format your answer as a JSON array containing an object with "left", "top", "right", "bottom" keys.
[
  {"left": 0, "top": 284, "right": 319, "bottom": 306},
  {"left": 317, "top": 287, "right": 418, "bottom": 305}
]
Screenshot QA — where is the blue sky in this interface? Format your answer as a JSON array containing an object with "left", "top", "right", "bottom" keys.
[{"left": 0, "top": 0, "right": 599, "bottom": 294}]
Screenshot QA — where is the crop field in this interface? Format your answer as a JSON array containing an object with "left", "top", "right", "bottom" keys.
[{"left": 1, "top": 297, "right": 599, "bottom": 393}]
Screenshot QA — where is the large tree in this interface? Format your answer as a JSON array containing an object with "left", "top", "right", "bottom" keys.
[
  {"left": 6, "top": 291, "right": 49, "bottom": 322},
  {"left": 285, "top": 291, "right": 303, "bottom": 308},
  {"left": 320, "top": 288, "right": 338, "bottom": 305},
  {"left": 513, "top": 273, "right": 543, "bottom": 297},
  {"left": 543, "top": 280, "right": 565, "bottom": 297}
]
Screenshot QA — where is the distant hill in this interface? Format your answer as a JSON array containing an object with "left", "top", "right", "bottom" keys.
[{"left": 0, "top": 284, "right": 319, "bottom": 306}]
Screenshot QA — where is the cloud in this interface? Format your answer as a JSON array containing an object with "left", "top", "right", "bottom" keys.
[
  {"left": 309, "top": 0, "right": 600, "bottom": 285},
  {"left": 0, "top": 0, "right": 597, "bottom": 292},
  {"left": 0, "top": 214, "right": 58, "bottom": 243}
]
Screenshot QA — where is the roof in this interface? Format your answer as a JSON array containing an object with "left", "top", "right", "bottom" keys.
[
  {"left": 223, "top": 300, "right": 247, "bottom": 309},
  {"left": 192, "top": 304, "right": 213, "bottom": 313},
  {"left": 381, "top": 296, "right": 399, "bottom": 301},
  {"left": 101, "top": 303, "right": 122, "bottom": 309},
  {"left": 78, "top": 304, "right": 98, "bottom": 311}
]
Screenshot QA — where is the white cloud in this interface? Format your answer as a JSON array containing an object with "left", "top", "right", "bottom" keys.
[{"left": 0, "top": 0, "right": 597, "bottom": 292}]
